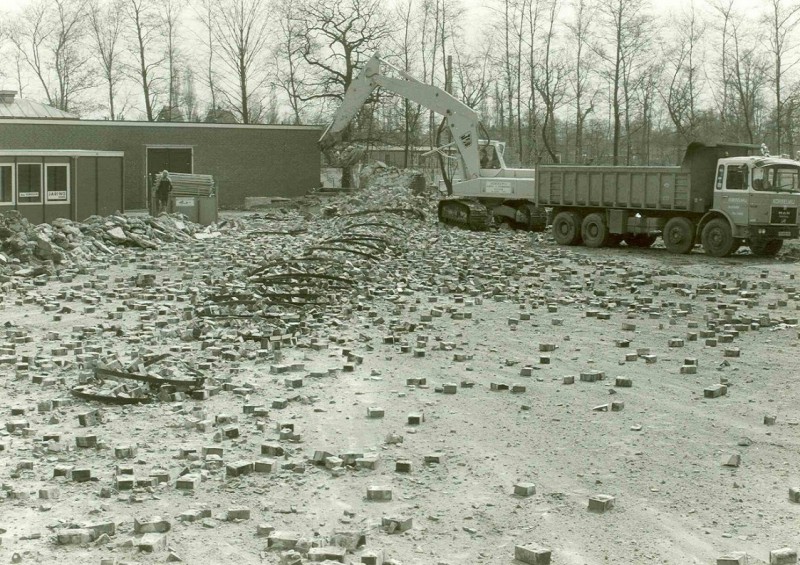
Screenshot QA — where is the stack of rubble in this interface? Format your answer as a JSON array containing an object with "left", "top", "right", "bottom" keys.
[
  {"left": 321, "top": 164, "right": 434, "bottom": 220},
  {"left": 0, "top": 210, "right": 219, "bottom": 278}
]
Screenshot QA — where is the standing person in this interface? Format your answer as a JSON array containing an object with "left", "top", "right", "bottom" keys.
[{"left": 156, "top": 170, "right": 172, "bottom": 215}]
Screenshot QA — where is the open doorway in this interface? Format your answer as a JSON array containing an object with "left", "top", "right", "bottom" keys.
[{"left": 146, "top": 146, "right": 192, "bottom": 213}]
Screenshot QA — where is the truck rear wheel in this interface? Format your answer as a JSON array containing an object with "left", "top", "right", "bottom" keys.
[
  {"left": 662, "top": 217, "right": 696, "bottom": 254},
  {"left": 552, "top": 211, "right": 582, "bottom": 246},
  {"left": 701, "top": 218, "right": 737, "bottom": 257},
  {"left": 623, "top": 234, "right": 656, "bottom": 248},
  {"left": 749, "top": 238, "right": 783, "bottom": 257},
  {"left": 581, "top": 213, "right": 608, "bottom": 248}
]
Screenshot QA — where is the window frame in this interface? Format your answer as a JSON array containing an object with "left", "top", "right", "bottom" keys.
[
  {"left": 724, "top": 164, "right": 747, "bottom": 191},
  {"left": 0, "top": 163, "right": 14, "bottom": 206},
  {"left": 45, "top": 162, "right": 71, "bottom": 205},
  {"left": 16, "top": 162, "right": 43, "bottom": 206}
]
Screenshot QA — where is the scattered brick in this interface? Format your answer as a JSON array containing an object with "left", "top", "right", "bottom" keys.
[
  {"left": 225, "top": 507, "right": 250, "bottom": 521},
  {"left": 134, "top": 517, "right": 171, "bottom": 534},
  {"left": 717, "top": 552, "right": 748, "bottom": 565},
  {"left": 382, "top": 516, "right": 412, "bottom": 533},
  {"left": 367, "top": 486, "right": 393, "bottom": 501},
  {"left": 588, "top": 494, "right": 615, "bottom": 513},
  {"left": 704, "top": 384, "right": 727, "bottom": 398},
  {"left": 770, "top": 548, "right": 798, "bottom": 565},
  {"left": 514, "top": 483, "right": 536, "bottom": 497},
  {"left": 138, "top": 532, "right": 167, "bottom": 553},
  {"left": 515, "top": 543, "right": 552, "bottom": 564}
]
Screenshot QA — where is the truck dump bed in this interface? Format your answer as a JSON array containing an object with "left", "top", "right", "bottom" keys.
[
  {"left": 535, "top": 143, "right": 761, "bottom": 214},
  {"left": 535, "top": 166, "right": 693, "bottom": 211}
]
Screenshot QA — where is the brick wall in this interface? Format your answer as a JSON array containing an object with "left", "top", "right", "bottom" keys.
[{"left": 0, "top": 120, "right": 322, "bottom": 209}]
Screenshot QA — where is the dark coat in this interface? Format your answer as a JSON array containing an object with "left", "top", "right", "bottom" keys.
[{"left": 156, "top": 178, "right": 172, "bottom": 200}]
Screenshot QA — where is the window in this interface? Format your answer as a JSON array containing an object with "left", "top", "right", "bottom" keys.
[
  {"left": 45, "top": 164, "right": 69, "bottom": 203},
  {"left": 754, "top": 165, "right": 800, "bottom": 193},
  {"left": 725, "top": 165, "right": 746, "bottom": 190},
  {"left": 715, "top": 165, "right": 724, "bottom": 190},
  {"left": 17, "top": 164, "right": 42, "bottom": 204},
  {"left": 0, "top": 165, "right": 12, "bottom": 205}
]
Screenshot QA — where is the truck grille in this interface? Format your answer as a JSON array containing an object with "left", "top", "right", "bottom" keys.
[{"left": 770, "top": 206, "right": 797, "bottom": 224}]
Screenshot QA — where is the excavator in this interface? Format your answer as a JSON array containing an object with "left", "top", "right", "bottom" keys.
[{"left": 318, "top": 53, "right": 547, "bottom": 231}]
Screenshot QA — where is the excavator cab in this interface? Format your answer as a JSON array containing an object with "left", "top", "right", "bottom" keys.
[{"left": 478, "top": 141, "right": 506, "bottom": 170}]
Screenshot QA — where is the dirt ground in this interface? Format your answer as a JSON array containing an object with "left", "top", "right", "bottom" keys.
[{"left": 0, "top": 206, "right": 798, "bottom": 565}]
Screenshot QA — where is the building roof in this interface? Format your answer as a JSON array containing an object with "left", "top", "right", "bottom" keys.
[
  {"left": 0, "top": 90, "right": 78, "bottom": 120},
  {"left": 0, "top": 149, "right": 124, "bottom": 158},
  {"left": 0, "top": 117, "right": 320, "bottom": 130}
]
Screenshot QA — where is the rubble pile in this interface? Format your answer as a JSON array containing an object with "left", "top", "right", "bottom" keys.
[
  {"left": 321, "top": 164, "right": 434, "bottom": 220},
  {"left": 0, "top": 210, "right": 219, "bottom": 278}
]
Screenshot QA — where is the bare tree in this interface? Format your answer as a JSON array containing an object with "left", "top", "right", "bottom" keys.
[
  {"left": 418, "top": 0, "right": 462, "bottom": 148},
  {"left": 534, "top": 0, "right": 567, "bottom": 162},
  {"left": 273, "top": 2, "right": 306, "bottom": 125},
  {"left": 205, "top": 0, "right": 272, "bottom": 124},
  {"left": 161, "top": 0, "right": 186, "bottom": 121},
  {"left": 709, "top": 0, "right": 736, "bottom": 133},
  {"left": 662, "top": 1, "right": 705, "bottom": 142},
  {"left": 729, "top": 21, "right": 769, "bottom": 143},
  {"left": 181, "top": 67, "right": 199, "bottom": 121},
  {"left": 126, "top": 0, "right": 164, "bottom": 121},
  {"left": 524, "top": 0, "right": 542, "bottom": 163},
  {"left": 594, "top": 0, "right": 649, "bottom": 164},
  {"left": 763, "top": 0, "right": 800, "bottom": 152},
  {"left": 567, "top": 0, "right": 598, "bottom": 162},
  {"left": 194, "top": 0, "right": 220, "bottom": 114},
  {"left": 295, "top": 0, "right": 393, "bottom": 186},
  {"left": 390, "top": 0, "right": 427, "bottom": 166},
  {"left": 88, "top": 0, "right": 125, "bottom": 119},
  {"left": 9, "top": 0, "right": 94, "bottom": 112},
  {"left": 498, "top": 0, "right": 526, "bottom": 161},
  {"left": 0, "top": 19, "right": 7, "bottom": 85}
]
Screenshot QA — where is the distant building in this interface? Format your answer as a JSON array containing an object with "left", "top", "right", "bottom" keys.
[
  {"left": 0, "top": 91, "right": 322, "bottom": 223},
  {"left": 0, "top": 90, "right": 77, "bottom": 120}
]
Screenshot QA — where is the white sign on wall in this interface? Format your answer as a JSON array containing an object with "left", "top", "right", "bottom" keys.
[
  {"left": 47, "top": 191, "right": 68, "bottom": 201},
  {"left": 175, "top": 197, "right": 195, "bottom": 207},
  {"left": 19, "top": 192, "right": 39, "bottom": 198}
]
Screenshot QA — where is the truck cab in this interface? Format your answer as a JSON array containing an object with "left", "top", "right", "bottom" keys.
[{"left": 711, "top": 156, "right": 799, "bottom": 255}]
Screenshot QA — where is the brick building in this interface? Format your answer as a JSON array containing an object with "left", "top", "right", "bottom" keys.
[{"left": 0, "top": 91, "right": 322, "bottom": 222}]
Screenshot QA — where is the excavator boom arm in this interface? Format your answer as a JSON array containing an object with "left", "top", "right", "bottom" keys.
[{"left": 319, "top": 53, "right": 482, "bottom": 180}]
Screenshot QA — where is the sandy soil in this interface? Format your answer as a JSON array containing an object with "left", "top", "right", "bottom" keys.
[{"left": 0, "top": 211, "right": 798, "bottom": 565}]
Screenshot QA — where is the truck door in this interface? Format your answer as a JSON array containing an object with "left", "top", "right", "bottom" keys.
[{"left": 717, "top": 164, "right": 749, "bottom": 227}]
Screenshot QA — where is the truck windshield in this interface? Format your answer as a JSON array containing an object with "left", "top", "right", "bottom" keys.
[{"left": 752, "top": 165, "right": 800, "bottom": 193}]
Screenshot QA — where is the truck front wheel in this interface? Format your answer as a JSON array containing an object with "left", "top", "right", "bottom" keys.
[
  {"left": 581, "top": 213, "right": 609, "bottom": 248},
  {"left": 663, "top": 217, "right": 696, "bottom": 254},
  {"left": 552, "top": 211, "right": 583, "bottom": 246},
  {"left": 701, "top": 218, "right": 737, "bottom": 257},
  {"left": 749, "top": 238, "right": 783, "bottom": 257}
]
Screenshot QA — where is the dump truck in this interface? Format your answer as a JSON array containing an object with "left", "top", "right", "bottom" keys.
[{"left": 539, "top": 142, "right": 800, "bottom": 257}]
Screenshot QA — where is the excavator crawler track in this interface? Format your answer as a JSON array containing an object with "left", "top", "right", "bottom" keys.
[{"left": 438, "top": 199, "right": 492, "bottom": 231}]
